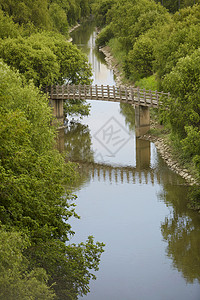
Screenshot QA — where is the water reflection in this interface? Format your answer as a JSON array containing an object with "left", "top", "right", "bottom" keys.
[
  {"left": 119, "top": 102, "right": 135, "bottom": 132},
  {"left": 67, "top": 20, "right": 200, "bottom": 300},
  {"left": 58, "top": 122, "right": 187, "bottom": 187},
  {"left": 159, "top": 184, "right": 200, "bottom": 284},
  {"left": 64, "top": 122, "right": 94, "bottom": 163},
  {"left": 71, "top": 19, "right": 115, "bottom": 86}
]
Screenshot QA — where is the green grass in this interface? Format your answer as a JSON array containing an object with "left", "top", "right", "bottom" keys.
[{"left": 108, "top": 38, "right": 127, "bottom": 63}]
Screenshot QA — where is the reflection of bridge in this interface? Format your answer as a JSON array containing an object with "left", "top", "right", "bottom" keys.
[
  {"left": 47, "top": 85, "right": 170, "bottom": 136},
  {"left": 77, "top": 161, "right": 184, "bottom": 185},
  {"left": 57, "top": 128, "right": 185, "bottom": 185}
]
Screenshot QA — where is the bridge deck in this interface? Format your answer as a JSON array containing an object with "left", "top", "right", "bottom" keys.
[{"left": 47, "top": 84, "right": 169, "bottom": 107}]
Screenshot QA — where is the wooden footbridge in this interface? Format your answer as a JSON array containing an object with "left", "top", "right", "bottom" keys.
[
  {"left": 46, "top": 84, "right": 168, "bottom": 107},
  {"left": 47, "top": 84, "right": 170, "bottom": 136}
]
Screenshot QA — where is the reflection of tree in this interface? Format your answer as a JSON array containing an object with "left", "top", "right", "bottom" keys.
[
  {"left": 159, "top": 184, "right": 200, "bottom": 284},
  {"left": 70, "top": 18, "right": 96, "bottom": 53},
  {"left": 64, "top": 122, "right": 94, "bottom": 163},
  {"left": 119, "top": 103, "right": 135, "bottom": 131},
  {"left": 64, "top": 122, "right": 95, "bottom": 191},
  {"left": 71, "top": 18, "right": 107, "bottom": 64}
]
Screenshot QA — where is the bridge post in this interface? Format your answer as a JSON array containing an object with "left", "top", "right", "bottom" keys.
[
  {"left": 136, "top": 138, "right": 151, "bottom": 169},
  {"left": 50, "top": 98, "right": 64, "bottom": 124},
  {"left": 135, "top": 105, "right": 150, "bottom": 137},
  {"left": 55, "top": 127, "right": 65, "bottom": 152}
]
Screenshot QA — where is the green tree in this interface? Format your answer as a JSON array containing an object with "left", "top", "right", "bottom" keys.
[
  {"left": 162, "top": 48, "right": 200, "bottom": 137},
  {"left": 0, "top": 60, "right": 104, "bottom": 299},
  {"left": 0, "top": 0, "right": 51, "bottom": 29},
  {"left": 0, "top": 228, "right": 55, "bottom": 300},
  {"left": 49, "top": 2, "right": 69, "bottom": 35},
  {"left": 0, "top": 9, "right": 21, "bottom": 39},
  {"left": 125, "top": 35, "right": 155, "bottom": 81},
  {"left": 91, "top": 0, "right": 116, "bottom": 27},
  {"left": 154, "top": 4, "right": 200, "bottom": 81},
  {"left": 155, "top": 0, "right": 200, "bottom": 12},
  {"left": 0, "top": 36, "right": 60, "bottom": 87},
  {"left": 0, "top": 31, "right": 92, "bottom": 87}
]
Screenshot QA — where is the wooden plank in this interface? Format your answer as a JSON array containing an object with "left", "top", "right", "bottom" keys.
[
  {"left": 131, "top": 88, "right": 134, "bottom": 104},
  {"left": 125, "top": 87, "right": 128, "bottom": 102},
  {"left": 73, "top": 84, "right": 75, "bottom": 100},
  {"left": 137, "top": 87, "right": 140, "bottom": 105},
  {"left": 51, "top": 86, "right": 54, "bottom": 99},
  {"left": 156, "top": 90, "right": 159, "bottom": 106},
  {"left": 95, "top": 84, "right": 98, "bottom": 100},
  {"left": 61, "top": 86, "right": 64, "bottom": 98},
  {"left": 149, "top": 90, "right": 153, "bottom": 107},
  {"left": 113, "top": 85, "right": 116, "bottom": 101},
  {"left": 119, "top": 86, "right": 122, "bottom": 101},
  {"left": 107, "top": 85, "right": 110, "bottom": 100},
  {"left": 143, "top": 88, "right": 146, "bottom": 105},
  {"left": 84, "top": 84, "right": 86, "bottom": 99},
  {"left": 101, "top": 85, "right": 104, "bottom": 100},
  {"left": 56, "top": 85, "right": 59, "bottom": 99}
]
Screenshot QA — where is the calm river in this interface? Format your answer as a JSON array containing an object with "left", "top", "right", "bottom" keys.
[{"left": 64, "top": 20, "right": 200, "bottom": 300}]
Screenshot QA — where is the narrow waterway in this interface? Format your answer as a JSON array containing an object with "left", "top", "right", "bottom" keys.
[{"left": 65, "top": 20, "right": 200, "bottom": 300}]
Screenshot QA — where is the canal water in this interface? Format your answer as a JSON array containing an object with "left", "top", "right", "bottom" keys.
[{"left": 65, "top": 20, "right": 200, "bottom": 300}]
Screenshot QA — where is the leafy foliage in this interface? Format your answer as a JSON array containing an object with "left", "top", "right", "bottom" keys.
[
  {"left": 162, "top": 48, "right": 200, "bottom": 137},
  {"left": 0, "top": 9, "right": 21, "bottom": 39},
  {"left": 155, "top": 0, "right": 200, "bottom": 13},
  {"left": 0, "top": 31, "right": 92, "bottom": 87},
  {"left": 0, "top": 61, "right": 104, "bottom": 299},
  {"left": 125, "top": 35, "right": 155, "bottom": 81},
  {"left": 0, "top": 228, "right": 55, "bottom": 300},
  {"left": 95, "top": 23, "right": 114, "bottom": 47},
  {"left": 0, "top": 0, "right": 92, "bottom": 32},
  {"left": 49, "top": 2, "right": 69, "bottom": 35},
  {"left": 91, "top": 0, "right": 115, "bottom": 27}
]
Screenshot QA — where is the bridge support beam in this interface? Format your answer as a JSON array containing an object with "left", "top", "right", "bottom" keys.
[
  {"left": 136, "top": 138, "right": 150, "bottom": 169},
  {"left": 135, "top": 105, "right": 150, "bottom": 137},
  {"left": 56, "top": 127, "right": 65, "bottom": 152},
  {"left": 50, "top": 98, "right": 64, "bottom": 124}
]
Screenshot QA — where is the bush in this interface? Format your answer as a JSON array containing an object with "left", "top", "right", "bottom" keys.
[
  {"left": 125, "top": 35, "right": 154, "bottom": 81},
  {"left": 135, "top": 74, "right": 158, "bottom": 90},
  {"left": 96, "top": 24, "right": 114, "bottom": 47},
  {"left": 162, "top": 48, "right": 200, "bottom": 137}
]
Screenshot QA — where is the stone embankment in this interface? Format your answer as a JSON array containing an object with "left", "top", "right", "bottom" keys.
[
  {"left": 141, "top": 134, "right": 197, "bottom": 186},
  {"left": 68, "top": 23, "right": 81, "bottom": 42},
  {"left": 69, "top": 23, "right": 80, "bottom": 33},
  {"left": 100, "top": 45, "right": 197, "bottom": 186},
  {"left": 99, "top": 46, "right": 124, "bottom": 86}
]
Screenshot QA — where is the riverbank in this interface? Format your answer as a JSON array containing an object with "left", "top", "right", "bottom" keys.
[
  {"left": 69, "top": 23, "right": 81, "bottom": 33},
  {"left": 100, "top": 45, "right": 198, "bottom": 186},
  {"left": 99, "top": 46, "right": 124, "bottom": 86}
]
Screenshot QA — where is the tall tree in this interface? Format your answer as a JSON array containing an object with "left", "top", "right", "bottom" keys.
[{"left": 0, "top": 60, "right": 104, "bottom": 299}]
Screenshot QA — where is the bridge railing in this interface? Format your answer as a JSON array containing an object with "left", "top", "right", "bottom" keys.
[{"left": 46, "top": 84, "right": 170, "bottom": 108}]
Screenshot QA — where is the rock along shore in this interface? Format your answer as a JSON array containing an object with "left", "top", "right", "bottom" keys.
[{"left": 99, "top": 45, "right": 198, "bottom": 186}]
